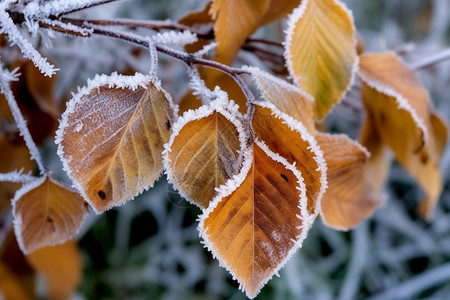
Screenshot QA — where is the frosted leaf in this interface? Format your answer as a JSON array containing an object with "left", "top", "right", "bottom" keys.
[{"left": 56, "top": 72, "right": 177, "bottom": 213}]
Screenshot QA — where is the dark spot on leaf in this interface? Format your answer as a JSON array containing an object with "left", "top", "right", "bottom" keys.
[
  {"left": 165, "top": 119, "right": 171, "bottom": 130},
  {"left": 46, "top": 216, "right": 53, "bottom": 223},
  {"left": 281, "top": 174, "right": 288, "bottom": 182},
  {"left": 421, "top": 153, "right": 429, "bottom": 164},
  {"left": 98, "top": 190, "right": 106, "bottom": 200}
]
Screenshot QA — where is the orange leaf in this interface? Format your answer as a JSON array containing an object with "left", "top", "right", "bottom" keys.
[
  {"left": 316, "top": 133, "right": 381, "bottom": 230},
  {"left": 56, "top": 73, "right": 177, "bottom": 213},
  {"left": 245, "top": 66, "right": 315, "bottom": 132},
  {"left": 199, "top": 141, "right": 313, "bottom": 298},
  {"left": 26, "top": 240, "right": 82, "bottom": 300},
  {"left": 210, "top": 0, "right": 270, "bottom": 65},
  {"left": 12, "top": 176, "right": 88, "bottom": 254},
  {"left": 252, "top": 102, "right": 326, "bottom": 215},
  {"left": 260, "top": 0, "right": 301, "bottom": 25},
  {"left": 359, "top": 52, "right": 448, "bottom": 218},
  {"left": 179, "top": 2, "right": 213, "bottom": 26},
  {"left": 0, "top": 263, "right": 34, "bottom": 300},
  {"left": 164, "top": 98, "right": 246, "bottom": 208},
  {"left": 285, "top": 0, "right": 358, "bottom": 119}
]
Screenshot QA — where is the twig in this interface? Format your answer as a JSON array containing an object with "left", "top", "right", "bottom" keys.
[
  {"left": 411, "top": 49, "right": 450, "bottom": 70},
  {"left": 0, "top": 171, "right": 36, "bottom": 183},
  {"left": 0, "top": 68, "right": 46, "bottom": 175},
  {"left": 55, "top": 0, "right": 119, "bottom": 17}
]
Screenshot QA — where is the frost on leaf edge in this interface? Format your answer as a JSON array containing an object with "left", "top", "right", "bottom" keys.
[
  {"left": 198, "top": 140, "right": 316, "bottom": 299},
  {"left": 358, "top": 52, "right": 429, "bottom": 149},
  {"left": 55, "top": 72, "right": 177, "bottom": 214},
  {"left": 163, "top": 94, "right": 248, "bottom": 208},
  {"left": 254, "top": 101, "right": 328, "bottom": 216},
  {"left": 12, "top": 175, "right": 89, "bottom": 254}
]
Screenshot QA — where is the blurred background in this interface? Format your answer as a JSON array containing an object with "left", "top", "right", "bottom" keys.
[{"left": 3, "top": 0, "right": 450, "bottom": 299}]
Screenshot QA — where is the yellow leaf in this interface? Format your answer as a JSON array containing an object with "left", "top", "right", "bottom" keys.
[
  {"left": 199, "top": 141, "right": 313, "bottom": 298},
  {"left": 252, "top": 103, "right": 326, "bottom": 215},
  {"left": 0, "top": 263, "right": 34, "bottom": 300},
  {"left": 12, "top": 176, "right": 89, "bottom": 254},
  {"left": 56, "top": 73, "right": 177, "bottom": 213},
  {"left": 359, "top": 52, "right": 448, "bottom": 218},
  {"left": 285, "top": 0, "right": 358, "bottom": 119},
  {"left": 316, "top": 133, "right": 381, "bottom": 230},
  {"left": 27, "top": 240, "right": 82, "bottom": 300},
  {"left": 245, "top": 66, "right": 315, "bottom": 132},
  {"left": 210, "top": 0, "right": 270, "bottom": 65},
  {"left": 164, "top": 98, "right": 246, "bottom": 208},
  {"left": 260, "top": 0, "right": 301, "bottom": 25}
]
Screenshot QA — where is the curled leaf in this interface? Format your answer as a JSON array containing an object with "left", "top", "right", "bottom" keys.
[
  {"left": 164, "top": 98, "right": 247, "bottom": 208},
  {"left": 285, "top": 0, "right": 358, "bottom": 119},
  {"left": 56, "top": 73, "right": 177, "bottom": 213},
  {"left": 199, "top": 141, "right": 313, "bottom": 298},
  {"left": 12, "top": 176, "right": 88, "bottom": 254},
  {"left": 359, "top": 52, "right": 448, "bottom": 218}
]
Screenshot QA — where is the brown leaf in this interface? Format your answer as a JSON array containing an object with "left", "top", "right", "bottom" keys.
[
  {"left": 359, "top": 52, "right": 448, "bottom": 218},
  {"left": 56, "top": 74, "right": 177, "bottom": 213},
  {"left": 12, "top": 176, "right": 88, "bottom": 254},
  {"left": 252, "top": 103, "right": 326, "bottom": 215},
  {"left": 0, "top": 136, "right": 33, "bottom": 213},
  {"left": 164, "top": 98, "right": 246, "bottom": 208},
  {"left": 316, "top": 133, "right": 381, "bottom": 230},
  {"left": 285, "top": 0, "right": 358, "bottom": 119},
  {"left": 26, "top": 240, "right": 82, "bottom": 300},
  {"left": 210, "top": 0, "right": 270, "bottom": 65},
  {"left": 199, "top": 141, "right": 313, "bottom": 298},
  {"left": 246, "top": 66, "right": 315, "bottom": 132},
  {"left": 24, "top": 61, "right": 59, "bottom": 118}
]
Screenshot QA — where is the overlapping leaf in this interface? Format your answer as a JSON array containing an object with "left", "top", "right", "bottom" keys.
[
  {"left": 316, "top": 133, "right": 381, "bottom": 230},
  {"left": 27, "top": 240, "right": 82, "bottom": 300},
  {"left": 359, "top": 52, "right": 448, "bottom": 218},
  {"left": 285, "top": 0, "right": 358, "bottom": 119},
  {"left": 245, "top": 66, "right": 315, "bottom": 132},
  {"left": 12, "top": 176, "right": 88, "bottom": 254},
  {"left": 260, "top": 0, "right": 302, "bottom": 25},
  {"left": 199, "top": 141, "right": 313, "bottom": 299},
  {"left": 164, "top": 98, "right": 246, "bottom": 208},
  {"left": 251, "top": 102, "right": 326, "bottom": 215},
  {"left": 56, "top": 73, "right": 177, "bottom": 213}
]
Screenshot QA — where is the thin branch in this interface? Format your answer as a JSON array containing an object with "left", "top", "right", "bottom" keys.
[
  {"left": 0, "top": 67, "right": 46, "bottom": 175},
  {"left": 53, "top": 0, "right": 119, "bottom": 17},
  {"left": 246, "top": 37, "right": 283, "bottom": 48},
  {"left": 411, "top": 49, "right": 450, "bottom": 70},
  {"left": 62, "top": 17, "right": 213, "bottom": 38}
]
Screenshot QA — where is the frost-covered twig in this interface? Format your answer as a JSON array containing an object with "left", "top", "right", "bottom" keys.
[
  {"left": 0, "top": 3, "right": 58, "bottom": 77},
  {"left": 0, "top": 66, "right": 46, "bottom": 175},
  {"left": 411, "top": 48, "right": 450, "bottom": 70},
  {"left": 0, "top": 170, "right": 36, "bottom": 183},
  {"left": 23, "top": 0, "right": 119, "bottom": 19}
]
